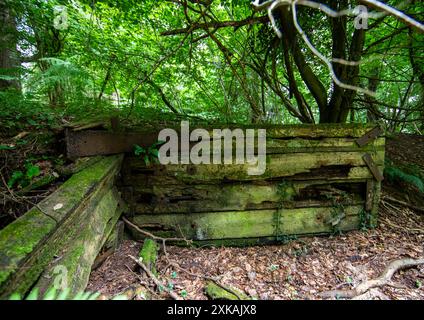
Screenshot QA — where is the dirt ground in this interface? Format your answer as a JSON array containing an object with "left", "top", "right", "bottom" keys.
[{"left": 87, "top": 196, "right": 424, "bottom": 300}]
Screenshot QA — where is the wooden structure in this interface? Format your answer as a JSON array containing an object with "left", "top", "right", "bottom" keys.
[
  {"left": 0, "top": 155, "right": 124, "bottom": 298},
  {"left": 118, "top": 124, "right": 385, "bottom": 244}
]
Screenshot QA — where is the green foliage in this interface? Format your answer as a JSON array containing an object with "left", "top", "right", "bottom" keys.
[
  {"left": 7, "top": 163, "right": 41, "bottom": 189},
  {"left": 9, "top": 288, "right": 103, "bottom": 300},
  {"left": 134, "top": 141, "right": 164, "bottom": 166},
  {"left": 359, "top": 208, "right": 376, "bottom": 231},
  {"left": 385, "top": 165, "right": 424, "bottom": 193}
]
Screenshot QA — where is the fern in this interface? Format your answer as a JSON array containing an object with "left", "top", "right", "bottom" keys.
[
  {"left": 8, "top": 288, "right": 127, "bottom": 300},
  {"left": 385, "top": 165, "right": 424, "bottom": 193}
]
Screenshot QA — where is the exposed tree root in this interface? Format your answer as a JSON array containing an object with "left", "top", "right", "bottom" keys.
[
  {"left": 320, "top": 258, "right": 424, "bottom": 299},
  {"left": 382, "top": 196, "right": 424, "bottom": 214}
]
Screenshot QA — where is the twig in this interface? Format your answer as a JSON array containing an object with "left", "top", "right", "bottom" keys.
[
  {"left": 320, "top": 257, "right": 424, "bottom": 299},
  {"left": 122, "top": 216, "right": 191, "bottom": 245},
  {"left": 129, "top": 255, "right": 181, "bottom": 300},
  {"left": 382, "top": 196, "right": 424, "bottom": 214}
]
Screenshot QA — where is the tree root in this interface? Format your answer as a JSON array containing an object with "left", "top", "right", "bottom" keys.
[{"left": 320, "top": 258, "right": 424, "bottom": 299}]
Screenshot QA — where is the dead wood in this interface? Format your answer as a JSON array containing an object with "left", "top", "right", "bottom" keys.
[
  {"left": 128, "top": 255, "right": 181, "bottom": 300},
  {"left": 320, "top": 257, "right": 424, "bottom": 299}
]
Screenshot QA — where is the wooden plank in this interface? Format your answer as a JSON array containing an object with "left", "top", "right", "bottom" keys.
[
  {"left": 355, "top": 126, "right": 383, "bottom": 147},
  {"left": 66, "top": 130, "right": 159, "bottom": 159},
  {"left": 0, "top": 155, "right": 123, "bottom": 298},
  {"left": 130, "top": 181, "right": 365, "bottom": 214},
  {"left": 124, "top": 166, "right": 380, "bottom": 186},
  {"left": 130, "top": 205, "right": 362, "bottom": 240},
  {"left": 365, "top": 179, "right": 374, "bottom": 211},
  {"left": 33, "top": 187, "right": 125, "bottom": 296},
  {"left": 362, "top": 153, "right": 384, "bottom": 182},
  {"left": 65, "top": 125, "right": 381, "bottom": 158},
  {"left": 125, "top": 151, "right": 385, "bottom": 184}
]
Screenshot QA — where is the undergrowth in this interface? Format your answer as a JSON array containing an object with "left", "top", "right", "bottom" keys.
[{"left": 384, "top": 162, "right": 424, "bottom": 193}]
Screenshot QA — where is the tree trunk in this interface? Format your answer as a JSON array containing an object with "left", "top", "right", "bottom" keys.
[{"left": 0, "top": 0, "right": 20, "bottom": 91}]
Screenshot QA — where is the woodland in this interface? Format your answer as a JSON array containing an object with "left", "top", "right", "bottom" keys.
[{"left": 0, "top": 0, "right": 423, "bottom": 301}]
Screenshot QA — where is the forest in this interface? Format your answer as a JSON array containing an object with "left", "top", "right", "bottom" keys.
[{"left": 0, "top": 0, "right": 423, "bottom": 302}]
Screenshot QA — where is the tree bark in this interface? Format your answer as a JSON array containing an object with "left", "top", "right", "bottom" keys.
[{"left": 0, "top": 0, "right": 20, "bottom": 91}]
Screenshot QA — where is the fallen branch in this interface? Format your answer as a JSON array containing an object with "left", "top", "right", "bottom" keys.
[
  {"left": 129, "top": 255, "right": 181, "bottom": 300},
  {"left": 122, "top": 216, "right": 191, "bottom": 244},
  {"left": 320, "top": 257, "right": 424, "bottom": 299}
]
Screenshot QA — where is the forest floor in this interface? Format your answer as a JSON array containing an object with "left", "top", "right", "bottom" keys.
[{"left": 87, "top": 198, "right": 424, "bottom": 300}]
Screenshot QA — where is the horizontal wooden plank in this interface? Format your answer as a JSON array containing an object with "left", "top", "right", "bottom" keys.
[
  {"left": 66, "top": 125, "right": 383, "bottom": 158},
  {"left": 124, "top": 150, "right": 385, "bottom": 184},
  {"left": 130, "top": 181, "right": 365, "bottom": 214},
  {"left": 130, "top": 205, "right": 362, "bottom": 240}
]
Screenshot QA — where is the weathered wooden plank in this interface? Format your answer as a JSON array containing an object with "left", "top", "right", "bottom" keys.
[
  {"left": 0, "top": 155, "right": 123, "bottom": 299},
  {"left": 92, "top": 221, "right": 124, "bottom": 270},
  {"left": 355, "top": 126, "right": 384, "bottom": 147},
  {"left": 362, "top": 153, "right": 384, "bottom": 182},
  {"left": 66, "top": 130, "right": 159, "bottom": 159},
  {"left": 130, "top": 205, "right": 362, "bottom": 240},
  {"left": 65, "top": 124, "right": 380, "bottom": 158},
  {"left": 125, "top": 151, "right": 385, "bottom": 184},
  {"left": 130, "top": 181, "right": 365, "bottom": 214},
  {"left": 33, "top": 187, "right": 125, "bottom": 296},
  {"left": 124, "top": 166, "right": 381, "bottom": 187},
  {"left": 365, "top": 180, "right": 375, "bottom": 211}
]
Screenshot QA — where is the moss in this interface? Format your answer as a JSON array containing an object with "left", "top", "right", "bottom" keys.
[
  {"left": 205, "top": 281, "right": 250, "bottom": 300},
  {"left": 33, "top": 188, "right": 123, "bottom": 296},
  {"left": 0, "top": 155, "right": 123, "bottom": 297},
  {"left": 132, "top": 206, "right": 362, "bottom": 241},
  {"left": 0, "top": 209, "right": 56, "bottom": 286},
  {"left": 139, "top": 239, "right": 159, "bottom": 274}
]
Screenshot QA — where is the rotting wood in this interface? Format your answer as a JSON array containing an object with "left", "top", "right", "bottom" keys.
[
  {"left": 0, "top": 155, "right": 124, "bottom": 299},
  {"left": 355, "top": 126, "right": 384, "bottom": 147},
  {"left": 130, "top": 206, "right": 362, "bottom": 241},
  {"left": 138, "top": 239, "right": 159, "bottom": 275},
  {"left": 205, "top": 281, "right": 251, "bottom": 300},
  {"left": 365, "top": 180, "right": 374, "bottom": 211},
  {"left": 125, "top": 151, "right": 385, "bottom": 184},
  {"left": 92, "top": 221, "right": 124, "bottom": 270},
  {"left": 362, "top": 153, "right": 384, "bottom": 182},
  {"left": 32, "top": 187, "right": 125, "bottom": 296},
  {"left": 130, "top": 181, "right": 365, "bottom": 214},
  {"left": 118, "top": 124, "right": 385, "bottom": 243},
  {"left": 65, "top": 124, "right": 381, "bottom": 158}
]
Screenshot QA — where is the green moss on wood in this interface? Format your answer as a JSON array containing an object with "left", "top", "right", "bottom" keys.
[
  {"left": 33, "top": 187, "right": 124, "bottom": 296},
  {"left": 205, "top": 281, "right": 250, "bottom": 300},
  {"left": 139, "top": 239, "right": 159, "bottom": 275},
  {"left": 132, "top": 206, "right": 362, "bottom": 241},
  {"left": 0, "top": 155, "right": 123, "bottom": 298}
]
